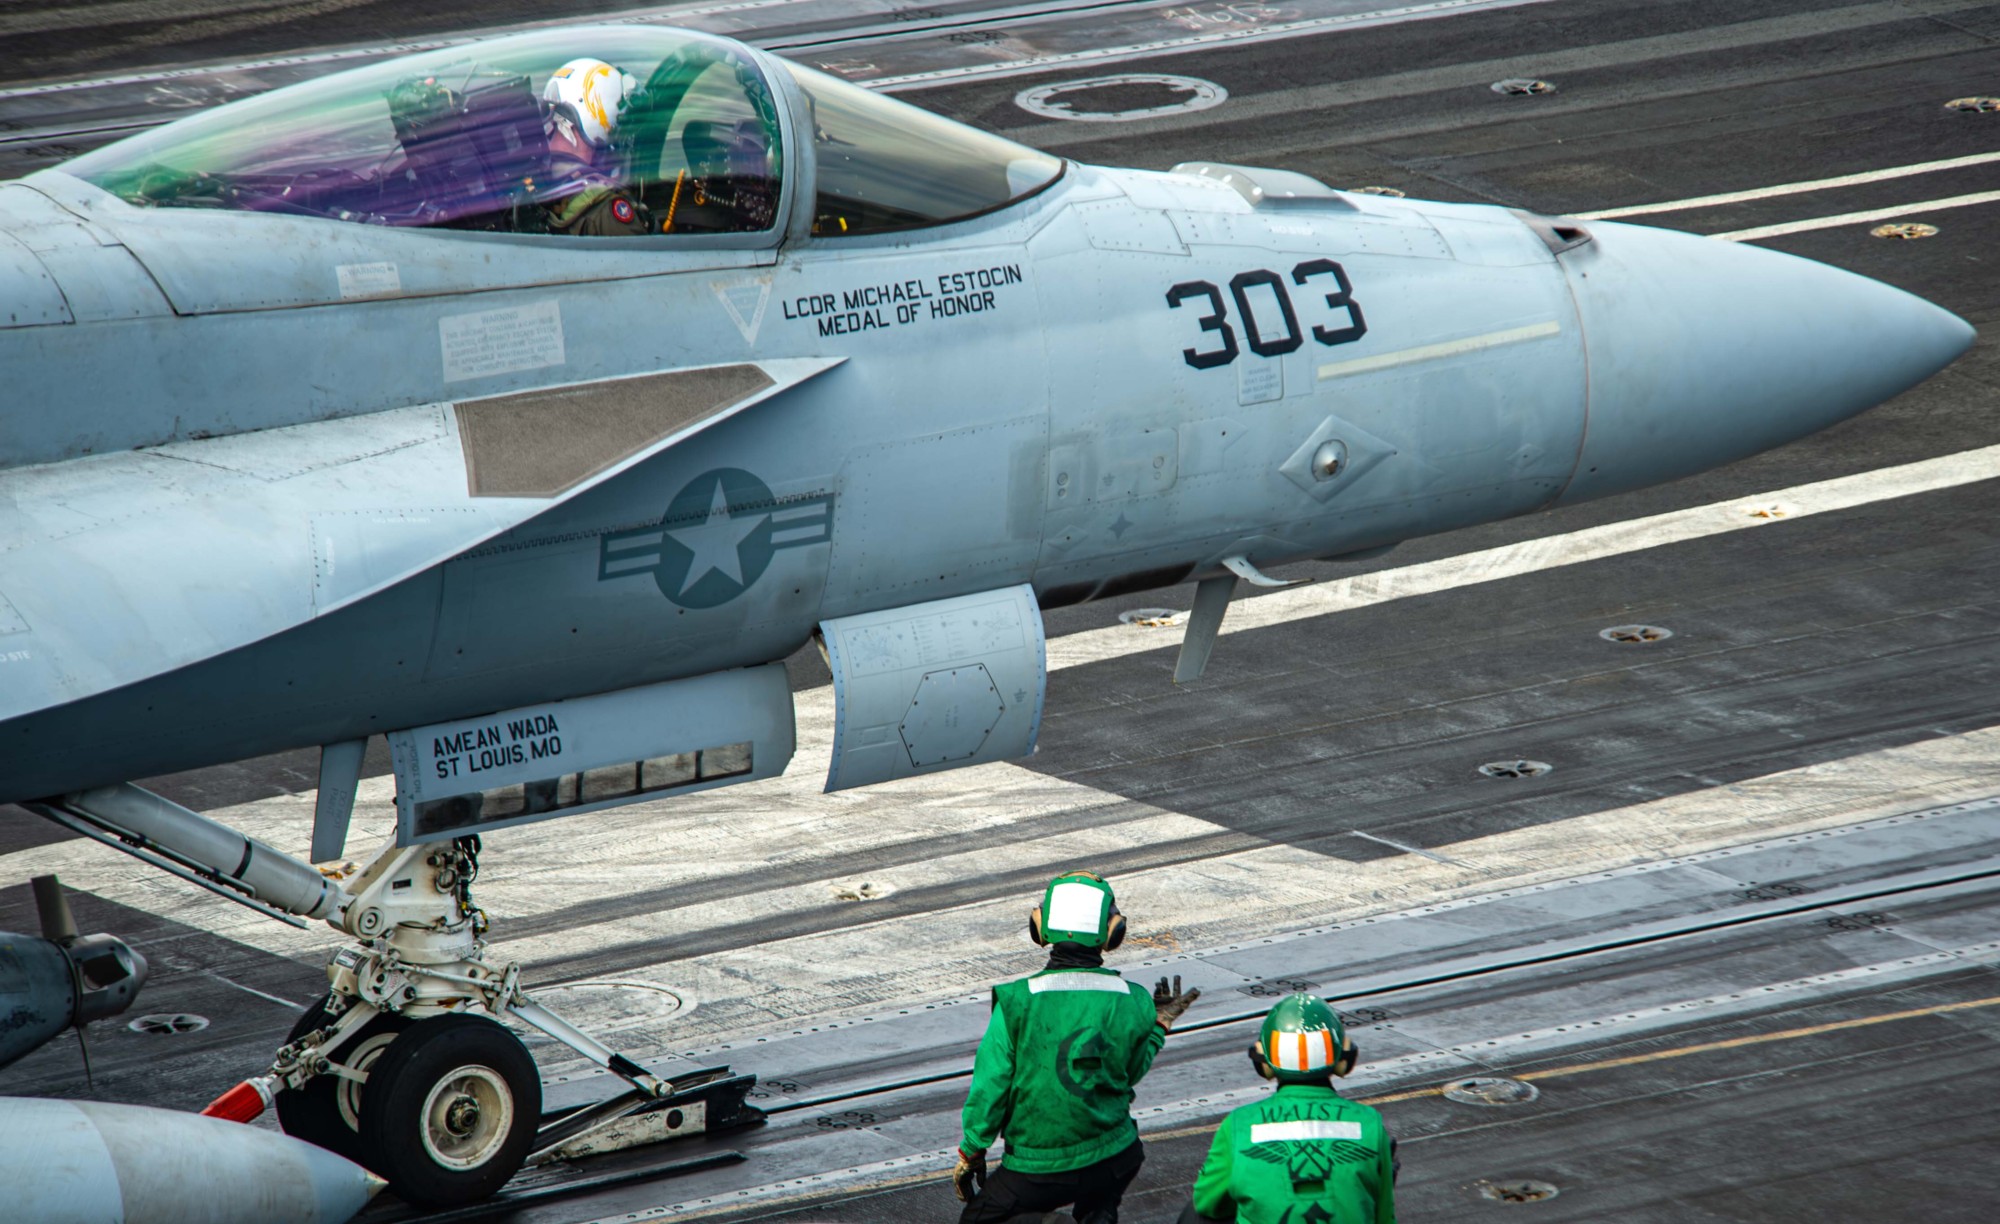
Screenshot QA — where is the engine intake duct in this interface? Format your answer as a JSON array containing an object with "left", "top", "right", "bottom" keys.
[{"left": 1510, "top": 208, "right": 1593, "bottom": 254}]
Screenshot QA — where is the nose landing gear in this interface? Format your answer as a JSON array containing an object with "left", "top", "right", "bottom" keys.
[
  {"left": 43, "top": 784, "right": 755, "bottom": 1209},
  {"left": 205, "top": 836, "right": 758, "bottom": 1208}
]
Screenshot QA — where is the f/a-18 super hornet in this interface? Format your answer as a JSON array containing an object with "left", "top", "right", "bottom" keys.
[{"left": 0, "top": 22, "right": 1975, "bottom": 1205}]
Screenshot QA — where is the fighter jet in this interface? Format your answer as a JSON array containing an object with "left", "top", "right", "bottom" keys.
[{"left": 0, "top": 22, "right": 1973, "bottom": 1205}]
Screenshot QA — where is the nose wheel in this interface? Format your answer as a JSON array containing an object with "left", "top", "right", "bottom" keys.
[
  {"left": 425, "top": 1065, "right": 512, "bottom": 1169},
  {"left": 358, "top": 1014, "right": 541, "bottom": 1208}
]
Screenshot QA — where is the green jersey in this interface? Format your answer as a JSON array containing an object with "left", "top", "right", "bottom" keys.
[
  {"left": 960, "top": 967, "right": 1165, "bottom": 1174},
  {"left": 1190, "top": 1084, "right": 1396, "bottom": 1224}
]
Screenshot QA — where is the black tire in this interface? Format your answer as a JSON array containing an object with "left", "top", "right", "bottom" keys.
[
  {"left": 274, "top": 993, "right": 410, "bottom": 1162},
  {"left": 357, "top": 1013, "right": 540, "bottom": 1208}
]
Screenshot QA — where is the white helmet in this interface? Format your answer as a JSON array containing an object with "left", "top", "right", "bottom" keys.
[{"left": 542, "top": 58, "right": 639, "bottom": 147}]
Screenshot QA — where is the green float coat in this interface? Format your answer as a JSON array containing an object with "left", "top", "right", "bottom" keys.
[
  {"left": 960, "top": 967, "right": 1164, "bottom": 1173},
  {"left": 1190, "top": 1084, "right": 1396, "bottom": 1224}
]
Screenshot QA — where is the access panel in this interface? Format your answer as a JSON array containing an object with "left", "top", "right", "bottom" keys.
[
  {"left": 821, "top": 585, "right": 1046, "bottom": 791},
  {"left": 0, "top": 229, "right": 70, "bottom": 328}
]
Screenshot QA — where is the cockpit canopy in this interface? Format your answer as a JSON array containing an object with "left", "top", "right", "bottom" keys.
[{"left": 63, "top": 26, "right": 1063, "bottom": 239}]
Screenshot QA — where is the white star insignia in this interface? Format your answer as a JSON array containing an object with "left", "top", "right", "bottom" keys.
[{"left": 665, "top": 479, "right": 766, "bottom": 597}]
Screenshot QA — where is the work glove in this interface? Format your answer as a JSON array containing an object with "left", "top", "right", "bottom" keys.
[
  {"left": 1153, "top": 975, "right": 1200, "bottom": 1031},
  {"left": 952, "top": 1147, "right": 987, "bottom": 1202}
]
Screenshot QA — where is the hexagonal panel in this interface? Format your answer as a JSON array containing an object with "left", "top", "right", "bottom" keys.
[{"left": 900, "top": 664, "right": 1005, "bottom": 768}]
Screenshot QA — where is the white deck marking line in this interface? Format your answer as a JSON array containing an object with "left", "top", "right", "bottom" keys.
[
  {"left": 1708, "top": 190, "right": 2000, "bottom": 242},
  {"left": 1316, "top": 320, "right": 1559, "bottom": 380},
  {"left": 1349, "top": 828, "right": 1462, "bottom": 866},
  {"left": 1575, "top": 151, "right": 2000, "bottom": 221},
  {"left": 1048, "top": 442, "right": 2000, "bottom": 673},
  {"left": 202, "top": 972, "right": 303, "bottom": 1010},
  {"left": 0, "top": 39, "right": 468, "bottom": 99},
  {"left": 0, "top": 0, "right": 798, "bottom": 98},
  {"left": 0, "top": 0, "right": 1539, "bottom": 99},
  {"left": 865, "top": 0, "right": 1554, "bottom": 90},
  {"left": 761, "top": 0, "right": 1186, "bottom": 52}
]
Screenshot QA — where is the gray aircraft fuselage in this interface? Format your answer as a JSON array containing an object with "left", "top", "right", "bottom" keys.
[{"left": 0, "top": 27, "right": 1975, "bottom": 809}]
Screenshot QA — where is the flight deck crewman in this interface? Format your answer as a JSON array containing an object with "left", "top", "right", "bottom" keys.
[
  {"left": 1178, "top": 994, "right": 1397, "bottom": 1224},
  {"left": 954, "top": 871, "right": 1200, "bottom": 1224}
]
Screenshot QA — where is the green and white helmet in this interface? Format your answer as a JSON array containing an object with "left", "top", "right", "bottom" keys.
[
  {"left": 1256, "top": 993, "right": 1351, "bottom": 1082},
  {"left": 1029, "top": 871, "right": 1126, "bottom": 949}
]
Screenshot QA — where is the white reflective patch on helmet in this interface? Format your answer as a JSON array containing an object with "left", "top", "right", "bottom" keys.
[
  {"left": 1047, "top": 880, "right": 1106, "bottom": 935},
  {"left": 1250, "top": 1120, "right": 1363, "bottom": 1144},
  {"left": 1268, "top": 1026, "right": 1338, "bottom": 1072},
  {"left": 543, "top": 57, "right": 636, "bottom": 147}
]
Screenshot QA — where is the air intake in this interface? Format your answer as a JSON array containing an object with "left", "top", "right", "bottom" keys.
[{"left": 1511, "top": 209, "right": 1593, "bottom": 254}]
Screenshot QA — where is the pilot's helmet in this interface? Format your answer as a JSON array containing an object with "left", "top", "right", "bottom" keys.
[{"left": 542, "top": 58, "right": 640, "bottom": 148}]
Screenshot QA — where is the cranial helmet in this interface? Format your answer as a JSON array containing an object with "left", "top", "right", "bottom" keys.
[
  {"left": 1251, "top": 993, "right": 1357, "bottom": 1083},
  {"left": 1028, "top": 871, "right": 1127, "bottom": 950},
  {"left": 543, "top": 58, "right": 640, "bottom": 147}
]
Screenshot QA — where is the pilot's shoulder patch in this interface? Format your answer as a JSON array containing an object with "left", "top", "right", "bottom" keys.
[{"left": 612, "top": 196, "right": 636, "bottom": 225}]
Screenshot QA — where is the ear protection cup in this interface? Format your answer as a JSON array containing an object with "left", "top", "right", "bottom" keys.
[
  {"left": 1248, "top": 1043, "right": 1275, "bottom": 1081},
  {"left": 1103, "top": 911, "right": 1127, "bottom": 951},
  {"left": 1028, "top": 907, "right": 1049, "bottom": 946},
  {"left": 1332, "top": 1035, "right": 1359, "bottom": 1078}
]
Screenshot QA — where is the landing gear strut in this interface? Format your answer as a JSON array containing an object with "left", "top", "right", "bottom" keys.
[
  {"left": 272, "top": 994, "right": 408, "bottom": 1163},
  {"left": 39, "top": 785, "right": 757, "bottom": 1207},
  {"left": 237, "top": 836, "right": 755, "bottom": 1205},
  {"left": 22, "top": 768, "right": 763, "bottom": 1212}
]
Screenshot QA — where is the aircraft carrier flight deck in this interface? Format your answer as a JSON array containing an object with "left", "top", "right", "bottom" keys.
[{"left": 2, "top": 0, "right": 1998, "bottom": 1220}]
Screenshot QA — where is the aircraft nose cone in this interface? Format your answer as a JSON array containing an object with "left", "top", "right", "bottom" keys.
[{"left": 1555, "top": 221, "right": 1975, "bottom": 504}]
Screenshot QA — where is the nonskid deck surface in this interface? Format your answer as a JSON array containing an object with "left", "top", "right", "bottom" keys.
[
  {"left": 729, "top": 910, "right": 2000, "bottom": 1223},
  {"left": 4, "top": 0, "right": 2000, "bottom": 1218},
  {"left": 340, "top": 793, "right": 2000, "bottom": 1222},
  {"left": 512, "top": 787, "right": 2000, "bottom": 1110},
  {"left": 0, "top": 0, "right": 1561, "bottom": 142}
]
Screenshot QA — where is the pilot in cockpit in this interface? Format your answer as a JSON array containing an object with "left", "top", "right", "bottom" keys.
[{"left": 539, "top": 58, "right": 652, "bottom": 237}]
